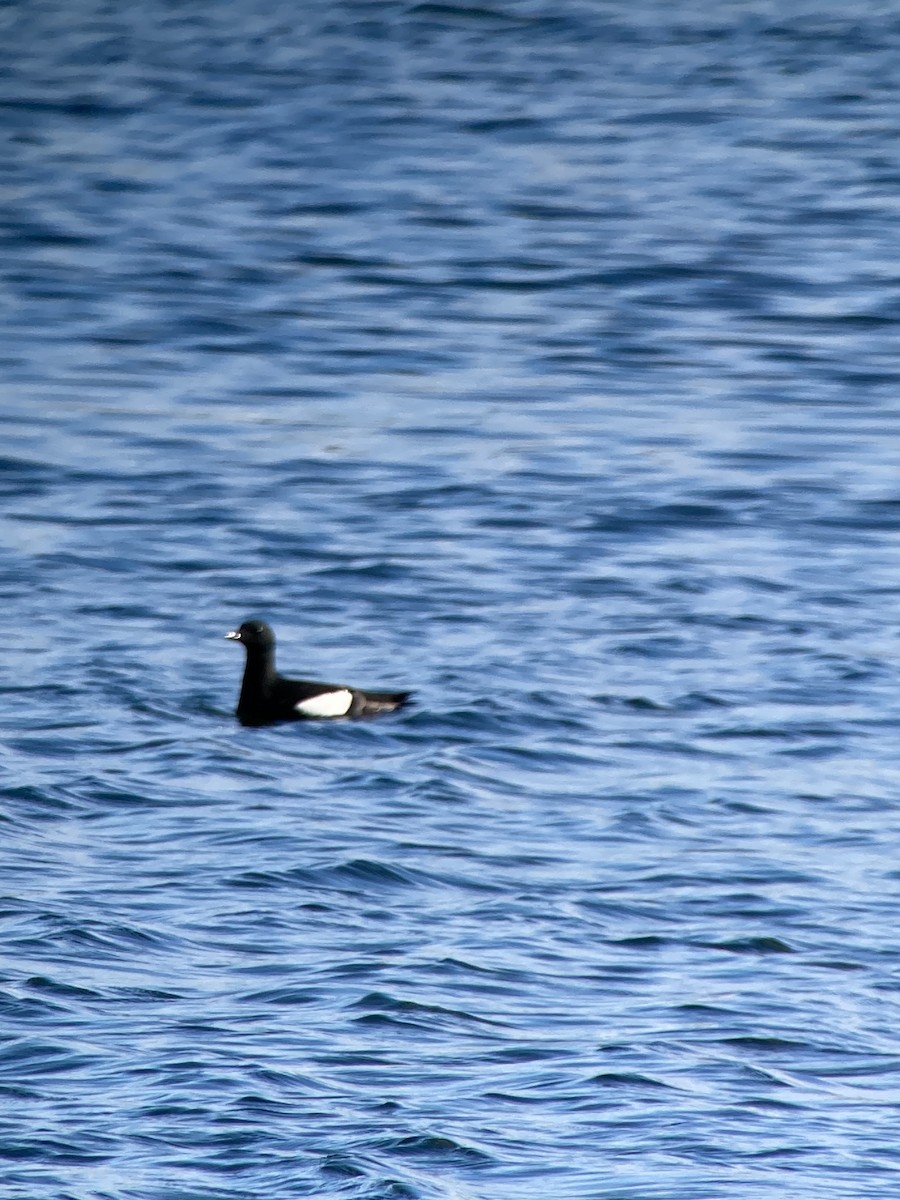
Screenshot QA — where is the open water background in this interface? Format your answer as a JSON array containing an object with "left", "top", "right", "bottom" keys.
[{"left": 3, "top": 2, "right": 900, "bottom": 1197}]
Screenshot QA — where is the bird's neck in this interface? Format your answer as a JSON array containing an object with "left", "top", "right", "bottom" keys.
[{"left": 241, "top": 647, "right": 276, "bottom": 693}]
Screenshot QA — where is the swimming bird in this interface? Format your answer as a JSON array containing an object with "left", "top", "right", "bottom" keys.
[{"left": 225, "top": 620, "right": 412, "bottom": 726}]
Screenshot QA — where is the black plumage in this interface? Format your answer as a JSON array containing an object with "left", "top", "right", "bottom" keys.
[{"left": 225, "top": 620, "right": 412, "bottom": 726}]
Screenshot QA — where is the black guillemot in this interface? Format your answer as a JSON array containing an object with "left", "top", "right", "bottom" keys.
[{"left": 225, "top": 620, "right": 412, "bottom": 726}]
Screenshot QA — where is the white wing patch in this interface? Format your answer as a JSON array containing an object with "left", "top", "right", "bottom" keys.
[{"left": 295, "top": 689, "right": 353, "bottom": 718}]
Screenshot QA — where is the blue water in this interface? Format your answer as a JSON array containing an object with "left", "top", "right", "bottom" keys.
[{"left": 3, "top": 2, "right": 900, "bottom": 1197}]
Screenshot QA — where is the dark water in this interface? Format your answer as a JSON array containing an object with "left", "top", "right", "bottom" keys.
[{"left": 3, "top": 2, "right": 900, "bottom": 1196}]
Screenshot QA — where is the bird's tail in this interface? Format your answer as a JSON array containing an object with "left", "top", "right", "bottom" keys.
[{"left": 358, "top": 690, "right": 413, "bottom": 715}]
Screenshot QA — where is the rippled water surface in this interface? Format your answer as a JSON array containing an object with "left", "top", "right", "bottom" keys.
[{"left": 3, "top": 2, "right": 900, "bottom": 1197}]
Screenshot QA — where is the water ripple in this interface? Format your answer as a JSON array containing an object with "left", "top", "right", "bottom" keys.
[{"left": 3, "top": 2, "right": 900, "bottom": 1197}]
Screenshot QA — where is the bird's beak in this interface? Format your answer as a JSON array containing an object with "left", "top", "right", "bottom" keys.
[{"left": 225, "top": 630, "right": 241, "bottom": 640}]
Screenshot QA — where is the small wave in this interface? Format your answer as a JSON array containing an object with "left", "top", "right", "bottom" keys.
[{"left": 370, "top": 1132, "right": 495, "bottom": 1166}]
